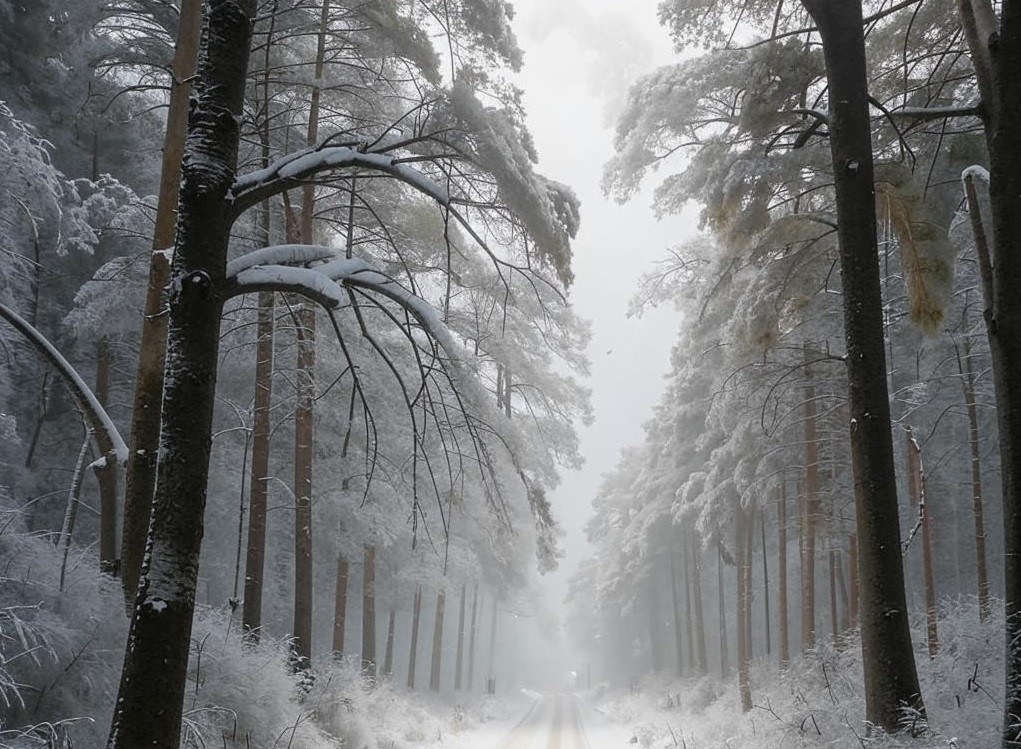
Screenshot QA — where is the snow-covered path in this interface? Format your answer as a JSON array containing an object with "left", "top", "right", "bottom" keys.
[{"left": 497, "top": 693, "right": 626, "bottom": 749}]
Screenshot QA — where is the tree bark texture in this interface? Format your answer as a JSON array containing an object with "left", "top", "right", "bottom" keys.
[
  {"left": 120, "top": 0, "right": 204, "bottom": 605},
  {"left": 799, "top": 0, "right": 925, "bottom": 731},
  {"left": 802, "top": 351, "right": 819, "bottom": 652},
  {"left": 778, "top": 483, "right": 790, "bottom": 666},
  {"left": 242, "top": 291, "right": 274, "bottom": 638},
  {"left": 292, "top": 301, "right": 315, "bottom": 669},
  {"left": 107, "top": 2, "right": 255, "bottom": 745},
  {"left": 961, "top": 328, "right": 991, "bottom": 621}
]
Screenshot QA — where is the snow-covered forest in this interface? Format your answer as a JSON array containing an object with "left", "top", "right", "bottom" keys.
[{"left": 1, "top": 0, "right": 1020, "bottom": 748}]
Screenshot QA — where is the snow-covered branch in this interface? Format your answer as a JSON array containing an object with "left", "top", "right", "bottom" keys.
[
  {"left": 229, "top": 146, "right": 449, "bottom": 217},
  {"left": 0, "top": 301, "right": 129, "bottom": 465}
]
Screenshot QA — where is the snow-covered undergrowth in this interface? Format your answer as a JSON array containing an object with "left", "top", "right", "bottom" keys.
[
  {"left": 0, "top": 494, "right": 521, "bottom": 748},
  {"left": 590, "top": 603, "right": 1001, "bottom": 749}
]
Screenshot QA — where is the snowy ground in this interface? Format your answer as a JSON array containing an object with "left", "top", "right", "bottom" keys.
[{"left": 581, "top": 601, "right": 1001, "bottom": 748}]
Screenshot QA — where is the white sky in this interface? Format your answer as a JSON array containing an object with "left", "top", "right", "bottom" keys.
[{"left": 508, "top": 0, "right": 699, "bottom": 599}]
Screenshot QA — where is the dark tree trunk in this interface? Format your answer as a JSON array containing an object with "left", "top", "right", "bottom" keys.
[
  {"left": 107, "top": 2, "right": 256, "bottom": 745},
  {"left": 362, "top": 544, "right": 377, "bottom": 677},
  {"left": 292, "top": 302, "right": 315, "bottom": 669},
  {"left": 717, "top": 545, "right": 729, "bottom": 677},
  {"left": 332, "top": 552, "right": 349, "bottom": 655},
  {"left": 242, "top": 291, "right": 274, "bottom": 638},
  {"left": 799, "top": 0, "right": 925, "bottom": 730},
  {"left": 120, "top": 0, "right": 203, "bottom": 606},
  {"left": 778, "top": 483, "right": 790, "bottom": 666},
  {"left": 956, "top": 3, "right": 1021, "bottom": 729},
  {"left": 760, "top": 507, "right": 771, "bottom": 658},
  {"left": 960, "top": 327, "right": 991, "bottom": 621},
  {"left": 407, "top": 585, "right": 422, "bottom": 689},
  {"left": 429, "top": 590, "right": 445, "bottom": 691},
  {"left": 801, "top": 350, "right": 819, "bottom": 652},
  {"left": 848, "top": 531, "right": 860, "bottom": 629}
]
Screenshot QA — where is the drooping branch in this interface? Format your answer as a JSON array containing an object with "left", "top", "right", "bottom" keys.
[{"left": 0, "top": 301, "right": 128, "bottom": 466}]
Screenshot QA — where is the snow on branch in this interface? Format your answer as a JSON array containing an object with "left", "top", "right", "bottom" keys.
[
  {"left": 229, "top": 146, "right": 450, "bottom": 217},
  {"left": 0, "top": 301, "right": 129, "bottom": 465},
  {"left": 224, "top": 247, "right": 464, "bottom": 364},
  {"left": 225, "top": 244, "right": 336, "bottom": 278}
]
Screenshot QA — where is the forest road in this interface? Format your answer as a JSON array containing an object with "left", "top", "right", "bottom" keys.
[{"left": 500, "top": 693, "right": 590, "bottom": 749}]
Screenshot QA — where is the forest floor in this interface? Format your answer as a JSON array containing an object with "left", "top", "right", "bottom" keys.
[{"left": 584, "top": 600, "right": 1002, "bottom": 748}]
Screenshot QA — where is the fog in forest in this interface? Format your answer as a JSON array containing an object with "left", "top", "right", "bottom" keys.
[{"left": 1, "top": 0, "right": 1017, "bottom": 748}]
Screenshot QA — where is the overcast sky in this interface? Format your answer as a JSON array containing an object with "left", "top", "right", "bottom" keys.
[{"left": 508, "top": 1, "right": 699, "bottom": 599}]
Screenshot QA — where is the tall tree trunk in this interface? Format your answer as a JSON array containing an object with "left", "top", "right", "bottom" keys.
[
  {"left": 332, "top": 552, "right": 349, "bottom": 656},
  {"left": 384, "top": 608, "right": 396, "bottom": 677},
  {"left": 737, "top": 510, "right": 753, "bottom": 712},
  {"left": 362, "top": 544, "right": 377, "bottom": 677},
  {"left": 670, "top": 545, "right": 685, "bottom": 676},
  {"left": 648, "top": 573, "right": 663, "bottom": 671},
  {"left": 107, "top": 2, "right": 256, "bottom": 745},
  {"left": 906, "top": 428, "right": 939, "bottom": 657},
  {"left": 242, "top": 291, "right": 274, "bottom": 639},
  {"left": 487, "top": 595, "right": 499, "bottom": 692},
  {"left": 848, "top": 531, "right": 860, "bottom": 629},
  {"left": 960, "top": 326, "right": 991, "bottom": 621},
  {"left": 717, "top": 545, "right": 729, "bottom": 677},
  {"left": 454, "top": 582, "right": 467, "bottom": 689},
  {"left": 955, "top": 2, "right": 1021, "bottom": 719},
  {"left": 799, "top": 0, "right": 925, "bottom": 730},
  {"left": 407, "top": 585, "right": 422, "bottom": 690},
  {"left": 467, "top": 584, "right": 479, "bottom": 691},
  {"left": 429, "top": 590, "right": 446, "bottom": 692},
  {"left": 801, "top": 350, "right": 819, "bottom": 651},
  {"left": 760, "top": 507, "right": 771, "bottom": 658},
  {"left": 682, "top": 536, "right": 695, "bottom": 670},
  {"left": 291, "top": 300, "right": 315, "bottom": 669},
  {"left": 829, "top": 549, "right": 840, "bottom": 641},
  {"left": 120, "top": 0, "right": 203, "bottom": 605},
  {"left": 689, "top": 534, "right": 707, "bottom": 674},
  {"left": 94, "top": 337, "right": 118, "bottom": 573},
  {"left": 241, "top": 13, "right": 277, "bottom": 636},
  {"left": 778, "top": 483, "right": 790, "bottom": 666},
  {"left": 290, "top": 0, "right": 328, "bottom": 673}
]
